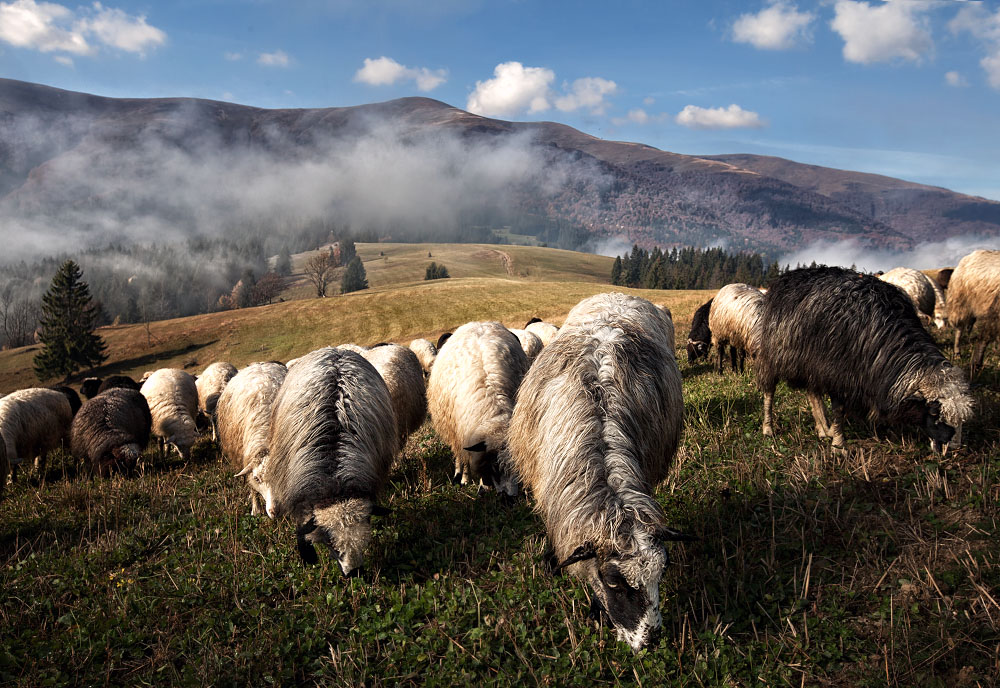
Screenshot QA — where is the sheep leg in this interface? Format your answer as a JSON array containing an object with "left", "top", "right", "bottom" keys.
[
  {"left": 971, "top": 341, "right": 988, "bottom": 379},
  {"left": 829, "top": 397, "right": 848, "bottom": 455},
  {"left": 953, "top": 328, "right": 962, "bottom": 357},
  {"left": 730, "top": 346, "right": 738, "bottom": 373},
  {"left": 762, "top": 387, "right": 775, "bottom": 437},
  {"left": 807, "top": 392, "right": 832, "bottom": 438},
  {"left": 717, "top": 343, "right": 726, "bottom": 374}
]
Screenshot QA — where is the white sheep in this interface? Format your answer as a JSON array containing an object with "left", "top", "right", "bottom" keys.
[
  {"left": 525, "top": 318, "right": 559, "bottom": 346},
  {"left": 878, "top": 267, "right": 939, "bottom": 328},
  {"left": 216, "top": 362, "right": 287, "bottom": 515},
  {"left": 508, "top": 292, "right": 687, "bottom": 653},
  {"left": 508, "top": 328, "right": 544, "bottom": 361},
  {"left": 949, "top": 249, "right": 1000, "bottom": 375},
  {"left": 427, "top": 321, "right": 529, "bottom": 494},
  {"left": 140, "top": 369, "right": 199, "bottom": 460},
  {"left": 708, "top": 283, "right": 764, "bottom": 373},
  {"left": 360, "top": 344, "right": 427, "bottom": 448},
  {"left": 0, "top": 388, "right": 74, "bottom": 496},
  {"left": 261, "top": 347, "right": 397, "bottom": 574},
  {"left": 408, "top": 338, "right": 437, "bottom": 375}
]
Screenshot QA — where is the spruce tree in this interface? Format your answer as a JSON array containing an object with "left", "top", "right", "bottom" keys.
[
  {"left": 33, "top": 260, "right": 108, "bottom": 381},
  {"left": 341, "top": 256, "right": 369, "bottom": 294},
  {"left": 275, "top": 246, "right": 292, "bottom": 276}
]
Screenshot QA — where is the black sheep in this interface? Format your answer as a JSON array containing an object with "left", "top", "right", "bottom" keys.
[
  {"left": 756, "top": 266, "right": 974, "bottom": 455},
  {"left": 686, "top": 299, "right": 713, "bottom": 363},
  {"left": 70, "top": 388, "right": 152, "bottom": 475},
  {"left": 97, "top": 375, "right": 140, "bottom": 394}
]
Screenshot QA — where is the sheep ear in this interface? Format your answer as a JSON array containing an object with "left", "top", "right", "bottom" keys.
[
  {"left": 526, "top": 317, "right": 542, "bottom": 326},
  {"left": 296, "top": 518, "right": 319, "bottom": 565},
  {"left": 463, "top": 441, "right": 488, "bottom": 453},
  {"left": 553, "top": 543, "right": 596, "bottom": 572},
  {"left": 371, "top": 504, "right": 391, "bottom": 517},
  {"left": 436, "top": 332, "right": 452, "bottom": 349},
  {"left": 654, "top": 526, "right": 698, "bottom": 542}
]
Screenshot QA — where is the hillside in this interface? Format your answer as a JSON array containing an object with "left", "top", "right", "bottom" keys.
[
  {"left": 0, "top": 276, "right": 697, "bottom": 394},
  {"left": 4, "top": 78, "right": 998, "bottom": 256}
]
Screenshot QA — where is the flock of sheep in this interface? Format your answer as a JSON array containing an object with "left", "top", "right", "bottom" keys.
[{"left": 1, "top": 249, "right": 997, "bottom": 654}]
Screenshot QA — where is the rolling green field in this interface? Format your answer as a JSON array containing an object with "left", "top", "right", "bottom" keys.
[{"left": 1, "top": 248, "right": 999, "bottom": 686}]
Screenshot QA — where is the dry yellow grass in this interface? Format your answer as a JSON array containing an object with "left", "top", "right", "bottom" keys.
[{"left": 0, "top": 276, "right": 708, "bottom": 393}]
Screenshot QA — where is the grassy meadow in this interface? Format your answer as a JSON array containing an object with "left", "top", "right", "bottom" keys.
[{"left": 1, "top": 245, "right": 999, "bottom": 686}]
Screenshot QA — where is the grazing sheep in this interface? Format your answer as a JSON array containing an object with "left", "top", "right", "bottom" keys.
[
  {"left": 525, "top": 318, "right": 559, "bottom": 346},
  {"left": 49, "top": 386, "right": 82, "bottom": 415},
  {"left": 70, "top": 388, "right": 152, "bottom": 475},
  {"left": 196, "top": 362, "right": 237, "bottom": 417},
  {"left": 336, "top": 343, "right": 369, "bottom": 355},
  {"left": 879, "top": 267, "right": 939, "bottom": 328},
  {"left": 97, "top": 375, "right": 140, "bottom": 394},
  {"left": 261, "top": 347, "right": 397, "bottom": 574},
  {"left": 0, "top": 388, "right": 74, "bottom": 496},
  {"left": 427, "top": 321, "right": 529, "bottom": 494},
  {"left": 708, "top": 284, "right": 764, "bottom": 374},
  {"left": 216, "top": 362, "right": 287, "bottom": 515},
  {"left": 948, "top": 249, "right": 1000, "bottom": 375},
  {"left": 508, "top": 328, "right": 544, "bottom": 361},
  {"left": 359, "top": 344, "right": 427, "bottom": 448},
  {"left": 80, "top": 378, "right": 103, "bottom": 400},
  {"left": 508, "top": 292, "right": 687, "bottom": 653},
  {"left": 686, "top": 298, "right": 713, "bottom": 363},
  {"left": 757, "top": 267, "right": 974, "bottom": 455},
  {"left": 140, "top": 369, "right": 199, "bottom": 460},
  {"left": 408, "top": 338, "right": 437, "bottom": 375}
]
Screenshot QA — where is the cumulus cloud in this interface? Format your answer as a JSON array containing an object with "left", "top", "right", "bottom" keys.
[
  {"left": 0, "top": 0, "right": 164, "bottom": 57},
  {"left": 944, "top": 70, "right": 968, "bottom": 87},
  {"left": 950, "top": 5, "right": 1000, "bottom": 89},
  {"left": 76, "top": 3, "right": 165, "bottom": 56},
  {"left": 553, "top": 76, "right": 618, "bottom": 115},
  {"left": 830, "top": 0, "right": 932, "bottom": 64},
  {"left": 353, "top": 56, "right": 447, "bottom": 92},
  {"left": 467, "top": 62, "right": 619, "bottom": 118},
  {"left": 467, "top": 61, "right": 554, "bottom": 117},
  {"left": 675, "top": 104, "right": 765, "bottom": 129},
  {"left": 731, "top": 1, "right": 815, "bottom": 50},
  {"left": 53, "top": 54, "right": 72, "bottom": 66},
  {"left": 257, "top": 50, "right": 290, "bottom": 67}
]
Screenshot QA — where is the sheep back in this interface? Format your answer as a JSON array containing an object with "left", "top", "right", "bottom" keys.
[
  {"left": 140, "top": 369, "right": 199, "bottom": 456},
  {"left": 360, "top": 344, "right": 427, "bottom": 446},
  {"left": 708, "top": 283, "right": 764, "bottom": 357},
  {"left": 510, "top": 292, "right": 682, "bottom": 561},
  {"left": 408, "top": 338, "right": 437, "bottom": 374},
  {"left": 427, "top": 321, "right": 529, "bottom": 487},
  {"left": 879, "top": 267, "right": 936, "bottom": 324},
  {"left": 196, "top": 362, "right": 238, "bottom": 415},
  {"left": 508, "top": 328, "right": 544, "bottom": 361},
  {"left": 948, "top": 250, "right": 1000, "bottom": 341},
  {"left": 70, "top": 388, "right": 152, "bottom": 474},
  {"left": 0, "top": 388, "right": 73, "bottom": 491},
  {"left": 215, "top": 362, "right": 287, "bottom": 473},
  {"left": 525, "top": 320, "right": 559, "bottom": 346},
  {"left": 264, "top": 347, "right": 397, "bottom": 523}
]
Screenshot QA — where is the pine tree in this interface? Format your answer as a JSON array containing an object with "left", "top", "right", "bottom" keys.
[
  {"left": 611, "top": 256, "right": 623, "bottom": 285},
  {"left": 33, "top": 260, "right": 107, "bottom": 381},
  {"left": 339, "top": 238, "right": 357, "bottom": 267},
  {"left": 341, "top": 256, "right": 369, "bottom": 294}
]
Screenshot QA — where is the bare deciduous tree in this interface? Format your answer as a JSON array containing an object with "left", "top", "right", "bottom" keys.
[
  {"left": 1, "top": 290, "right": 39, "bottom": 349},
  {"left": 304, "top": 251, "right": 336, "bottom": 298}
]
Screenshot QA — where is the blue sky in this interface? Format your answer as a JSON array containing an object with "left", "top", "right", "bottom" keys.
[{"left": 2, "top": 0, "right": 999, "bottom": 201}]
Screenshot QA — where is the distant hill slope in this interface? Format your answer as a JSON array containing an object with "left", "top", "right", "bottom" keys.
[
  {"left": 2, "top": 78, "right": 997, "bottom": 255},
  {"left": 704, "top": 154, "right": 1000, "bottom": 243}
]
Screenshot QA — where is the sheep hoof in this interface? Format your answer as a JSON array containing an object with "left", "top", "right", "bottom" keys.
[{"left": 762, "top": 425, "right": 774, "bottom": 437}]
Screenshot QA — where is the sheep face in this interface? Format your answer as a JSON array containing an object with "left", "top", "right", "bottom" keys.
[
  {"left": 298, "top": 498, "right": 373, "bottom": 576},
  {"left": 913, "top": 367, "right": 974, "bottom": 455},
  {"left": 686, "top": 340, "right": 710, "bottom": 363},
  {"left": 249, "top": 462, "right": 275, "bottom": 516},
  {"left": 564, "top": 536, "right": 667, "bottom": 653}
]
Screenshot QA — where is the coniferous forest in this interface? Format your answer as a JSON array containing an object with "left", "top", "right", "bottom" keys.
[{"left": 610, "top": 244, "right": 785, "bottom": 290}]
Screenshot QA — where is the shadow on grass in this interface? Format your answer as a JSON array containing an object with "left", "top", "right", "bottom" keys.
[{"left": 69, "top": 340, "right": 220, "bottom": 383}]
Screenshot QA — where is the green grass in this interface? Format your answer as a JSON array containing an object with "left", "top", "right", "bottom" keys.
[{"left": 2, "top": 285, "right": 999, "bottom": 686}]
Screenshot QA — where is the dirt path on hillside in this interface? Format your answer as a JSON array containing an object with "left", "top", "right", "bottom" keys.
[{"left": 472, "top": 249, "right": 514, "bottom": 276}]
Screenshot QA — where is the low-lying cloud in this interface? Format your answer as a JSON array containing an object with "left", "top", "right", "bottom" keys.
[
  {"left": 778, "top": 235, "right": 1000, "bottom": 274},
  {"left": 675, "top": 104, "right": 765, "bottom": 130}
]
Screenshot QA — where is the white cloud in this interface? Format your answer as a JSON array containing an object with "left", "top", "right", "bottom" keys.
[
  {"left": 353, "top": 56, "right": 447, "bottom": 92},
  {"left": 467, "top": 61, "right": 555, "bottom": 117},
  {"left": 224, "top": 51, "right": 242, "bottom": 61},
  {"left": 554, "top": 76, "right": 618, "bottom": 115},
  {"left": 675, "top": 104, "right": 765, "bottom": 129},
  {"left": 830, "top": 0, "right": 932, "bottom": 65},
  {"left": 467, "top": 62, "right": 619, "bottom": 118},
  {"left": 950, "top": 5, "right": 1000, "bottom": 89},
  {"left": 53, "top": 53, "right": 71, "bottom": 66},
  {"left": 731, "top": 1, "right": 814, "bottom": 50},
  {"left": 944, "top": 70, "right": 968, "bottom": 87},
  {"left": 0, "top": 0, "right": 92, "bottom": 55},
  {"left": 77, "top": 3, "right": 164, "bottom": 56},
  {"left": 221, "top": 91, "right": 234, "bottom": 101},
  {"left": 0, "top": 0, "right": 164, "bottom": 57},
  {"left": 257, "top": 49, "right": 290, "bottom": 67}
]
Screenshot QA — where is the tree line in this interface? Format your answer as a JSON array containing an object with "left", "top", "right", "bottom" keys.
[{"left": 610, "top": 245, "right": 785, "bottom": 290}]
